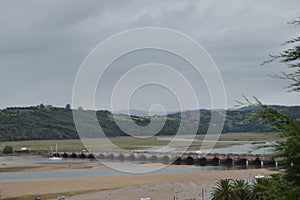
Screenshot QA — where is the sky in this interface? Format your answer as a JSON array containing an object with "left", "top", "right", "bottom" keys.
[{"left": 0, "top": 0, "right": 300, "bottom": 112}]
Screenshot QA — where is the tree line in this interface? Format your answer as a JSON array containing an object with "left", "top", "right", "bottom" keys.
[{"left": 0, "top": 104, "right": 299, "bottom": 141}]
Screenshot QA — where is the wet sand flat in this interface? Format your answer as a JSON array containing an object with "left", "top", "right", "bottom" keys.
[{"left": 0, "top": 168, "right": 274, "bottom": 199}]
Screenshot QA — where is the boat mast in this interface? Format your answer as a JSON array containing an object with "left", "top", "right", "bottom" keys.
[{"left": 50, "top": 146, "right": 53, "bottom": 156}]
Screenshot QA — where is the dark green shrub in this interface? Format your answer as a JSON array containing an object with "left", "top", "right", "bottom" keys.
[{"left": 3, "top": 145, "right": 13, "bottom": 154}]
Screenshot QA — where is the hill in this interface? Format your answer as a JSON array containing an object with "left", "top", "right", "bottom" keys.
[{"left": 0, "top": 105, "right": 299, "bottom": 141}]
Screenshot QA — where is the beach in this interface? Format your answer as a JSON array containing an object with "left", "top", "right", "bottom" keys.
[{"left": 0, "top": 161, "right": 275, "bottom": 199}]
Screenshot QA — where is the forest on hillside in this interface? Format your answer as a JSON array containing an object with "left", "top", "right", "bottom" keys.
[{"left": 0, "top": 105, "right": 299, "bottom": 141}]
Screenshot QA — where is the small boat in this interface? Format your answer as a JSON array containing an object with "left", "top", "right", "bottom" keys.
[
  {"left": 49, "top": 156, "right": 62, "bottom": 161},
  {"left": 254, "top": 174, "right": 265, "bottom": 179},
  {"left": 49, "top": 144, "right": 62, "bottom": 160}
]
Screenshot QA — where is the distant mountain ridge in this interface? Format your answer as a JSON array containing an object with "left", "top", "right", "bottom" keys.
[
  {"left": 0, "top": 105, "right": 299, "bottom": 141},
  {"left": 233, "top": 105, "right": 291, "bottom": 112},
  {"left": 114, "top": 109, "right": 170, "bottom": 117}
]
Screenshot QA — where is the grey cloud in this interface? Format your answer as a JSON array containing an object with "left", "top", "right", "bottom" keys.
[{"left": 0, "top": 0, "right": 299, "bottom": 109}]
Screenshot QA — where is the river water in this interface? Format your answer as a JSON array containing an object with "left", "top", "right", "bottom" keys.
[
  {"left": 0, "top": 139, "right": 273, "bottom": 180},
  {"left": 0, "top": 156, "right": 248, "bottom": 180}
]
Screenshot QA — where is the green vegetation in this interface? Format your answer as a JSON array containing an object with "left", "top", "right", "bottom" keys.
[
  {"left": 211, "top": 17, "right": 300, "bottom": 200},
  {"left": 195, "top": 132, "right": 282, "bottom": 141},
  {"left": 0, "top": 166, "right": 40, "bottom": 173},
  {"left": 2, "top": 145, "right": 13, "bottom": 154},
  {"left": 0, "top": 139, "right": 85, "bottom": 152},
  {"left": 0, "top": 133, "right": 278, "bottom": 153},
  {"left": 211, "top": 176, "right": 293, "bottom": 200},
  {"left": 0, "top": 104, "right": 299, "bottom": 141}
]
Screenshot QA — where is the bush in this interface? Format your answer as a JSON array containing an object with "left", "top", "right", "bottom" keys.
[{"left": 3, "top": 145, "right": 13, "bottom": 154}]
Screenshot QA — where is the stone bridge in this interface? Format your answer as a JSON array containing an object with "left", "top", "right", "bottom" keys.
[{"left": 52, "top": 151, "right": 278, "bottom": 167}]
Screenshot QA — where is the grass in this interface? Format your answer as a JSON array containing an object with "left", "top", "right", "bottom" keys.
[
  {"left": 0, "top": 132, "right": 282, "bottom": 153},
  {"left": 0, "top": 137, "right": 169, "bottom": 152},
  {"left": 195, "top": 132, "right": 282, "bottom": 141},
  {"left": 0, "top": 166, "right": 40, "bottom": 173},
  {"left": 0, "top": 139, "right": 85, "bottom": 152}
]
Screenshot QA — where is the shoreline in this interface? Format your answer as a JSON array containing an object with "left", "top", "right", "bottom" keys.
[
  {"left": 0, "top": 158, "right": 276, "bottom": 175},
  {"left": 0, "top": 168, "right": 276, "bottom": 199}
]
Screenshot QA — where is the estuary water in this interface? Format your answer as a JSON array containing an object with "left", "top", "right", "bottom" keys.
[{"left": 0, "top": 160, "right": 232, "bottom": 180}]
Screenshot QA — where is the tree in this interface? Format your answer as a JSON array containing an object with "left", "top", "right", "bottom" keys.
[
  {"left": 258, "top": 17, "right": 300, "bottom": 197},
  {"left": 211, "top": 179, "right": 235, "bottom": 200},
  {"left": 212, "top": 17, "right": 300, "bottom": 200},
  {"left": 3, "top": 145, "right": 13, "bottom": 154},
  {"left": 65, "top": 104, "right": 71, "bottom": 110},
  {"left": 262, "top": 18, "right": 300, "bottom": 92},
  {"left": 39, "top": 103, "right": 45, "bottom": 109},
  {"left": 211, "top": 179, "right": 253, "bottom": 200},
  {"left": 232, "top": 179, "right": 252, "bottom": 200},
  {"left": 211, "top": 177, "right": 293, "bottom": 200},
  {"left": 242, "top": 18, "right": 300, "bottom": 196}
]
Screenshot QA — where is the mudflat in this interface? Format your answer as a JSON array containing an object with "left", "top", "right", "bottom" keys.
[{"left": 0, "top": 165, "right": 275, "bottom": 200}]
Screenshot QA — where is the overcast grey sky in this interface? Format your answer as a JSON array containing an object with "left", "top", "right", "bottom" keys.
[{"left": 0, "top": 0, "right": 299, "bottom": 111}]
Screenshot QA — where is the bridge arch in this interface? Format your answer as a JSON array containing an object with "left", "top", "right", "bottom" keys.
[
  {"left": 139, "top": 155, "right": 147, "bottom": 161},
  {"left": 211, "top": 156, "right": 220, "bottom": 166},
  {"left": 199, "top": 157, "right": 207, "bottom": 166},
  {"left": 128, "top": 154, "right": 135, "bottom": 161},
  {"left": 53, "top": 153, "right": 60, "bottom": 157},
  {"left": 161, "top": 155, "right": 170, "bottom": 164},
  {"left": 62, "top": 152, "right": 68, "bottom": 158},
  {"left": 97, "top": 153, "right": 105, "bottom": 159},
  {"left": 173, "top": 157, "right": 181, "bottom": 165},
  {"left": 118, "top": 154, "right": 125, "bottom": 160},
  {"left": 150, "top": 155, "right": 158, "bottom": 162},
  {"left": 225, "top": 157, "right": 233, "bottom": 166},
  {"left": 79, "top": 153, "right": 86, "bottom": 159},
  {"left": 71, "top": 152, "right": 77, "bottom": 158},
  {"left": 185, "top": 156, "right": 194, "bottom": 165},
  {"left": 87, "top": 153, "right": 95, "bottom": 159},
  {"left": 238, "top": 158, "right": 248, "bottom": 165},
  {"left": 107, "top": 154, "right": 115, "bottom": 160},
  {"left": 254, "top": 157, "right": 262, "bottom": 167}
]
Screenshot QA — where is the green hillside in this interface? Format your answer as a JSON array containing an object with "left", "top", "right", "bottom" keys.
[{"left": 0, "top": 105, "right": 299, "bottom": 141}]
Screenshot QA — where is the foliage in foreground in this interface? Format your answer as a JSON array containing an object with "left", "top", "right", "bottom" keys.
[
  {"left": 212, "top": 17, "right": 300, "bottom": 200},
  {"left": 211, "top": 176, "right": 295, "bottom": 200}
]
